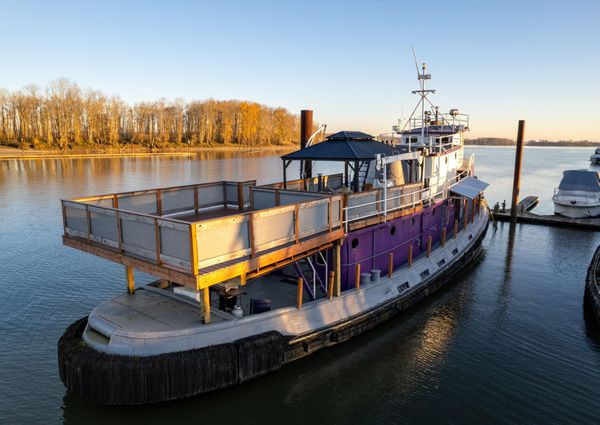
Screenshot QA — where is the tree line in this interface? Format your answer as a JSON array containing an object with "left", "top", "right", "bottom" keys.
[
  {"left": 0, "top": 79, "right": 300, "bottom": 150},
  {"left": 465, "top": 137, "right": 598, "bottom": 146}
]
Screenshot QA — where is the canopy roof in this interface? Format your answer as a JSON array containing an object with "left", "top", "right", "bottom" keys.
[
  {"left": 282, "top": 131, "right": 397, "bottom": 161},
  {"left": 558, "top": 170, "right": 600, "bottom": 192},
  {"left": 449, "top": 176, "right": 489, "bottom": 199}
]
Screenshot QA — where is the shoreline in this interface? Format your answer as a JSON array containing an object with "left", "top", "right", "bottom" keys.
[{"left": 0, "top": 145, "right": 295, "bottom": 160}]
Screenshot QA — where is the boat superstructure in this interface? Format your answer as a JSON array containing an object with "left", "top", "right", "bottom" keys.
[
  {"left": 553, "top": 169, "right": 600, "bottom": 218},
  {"left": 58, "top": 61, "right": 490, "bottom": 404}
]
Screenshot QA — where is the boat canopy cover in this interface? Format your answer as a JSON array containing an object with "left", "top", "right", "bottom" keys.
[
  {"left": 281, "top": 131, "right": 397, "bottom": 161},
  {"left": 558, "top": 170, "right": 600, "bottom": 192},
  {"left": 449, "top": 176, "right": 489, "bottom": 199}
]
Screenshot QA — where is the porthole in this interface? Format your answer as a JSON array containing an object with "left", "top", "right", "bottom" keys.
[
  {"left": 351, "top": 238, "right": 359, "bottom": 249},
  {"left": 390, "top": 225, "right": 396, "bottom": 236}
]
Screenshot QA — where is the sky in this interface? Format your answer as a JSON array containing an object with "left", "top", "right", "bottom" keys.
[{"left": 1, "top": 0, "right": 599, "bottom": 140}]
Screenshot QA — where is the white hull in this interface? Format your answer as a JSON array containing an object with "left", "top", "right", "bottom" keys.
[{"left": 553, "top": 202, "right": 600, "bottom": 218}]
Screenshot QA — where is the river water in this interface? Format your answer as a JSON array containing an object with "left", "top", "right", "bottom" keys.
[{"left": 1, "top": 147, "right": 599, "bottom": 424}]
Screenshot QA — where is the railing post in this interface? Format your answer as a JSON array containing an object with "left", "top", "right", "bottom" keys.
[
  {"left": 85, "top": 205, "right": 91, "bottom": 241},
  {"left": 408, "top": 244, "right": 413, "bottom": 267},
  {"left": 454, "top": 220, "right": 458, "bottom": 239},
  {"left": 189, "top": 224, "right": 198, "bottom": 275},
  {"left": 328, "top": 271, "right": 335, "bottom": 299},
  {"left": 248, "top": 213, "right": 255, "bottom": 258},
  {"left": 156, "top": 190, "right": 162, "bottom": 216},
  {"left": 388, "top": 253, "right": 394, "bottom": 278},
  {"left": 154, "top": 218, "right": 161, "bottom": 265},
  {"left": 294, "top": 204, "right": 300, "bottom": 243},
  {"left": 335, "top": 241, "right": 341, "bottom": 296},
  {"left": 297, "top": 277, "right": 304, "bottom": 310},
  {"left": 426, "top": 236, "right": 432, "bottom": 257},
  {"left": 355, "top": 263, "right": 361, "bottom": 290},
  {"left": 237, "top": 182, "right": 244, "bottom": 210},
  {"left": 126, "top": 265, "right": 135, "bottom": 294},
  {"left": 442, "top": 228, "right": 447, "bottom": 246},
  {"left": 194, "top": 186, "right": 199, "bottom": 214}
]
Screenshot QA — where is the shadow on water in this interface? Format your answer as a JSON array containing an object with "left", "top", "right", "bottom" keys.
[{"left": 60, "top": 251, "right": 485, "bottom": 425}]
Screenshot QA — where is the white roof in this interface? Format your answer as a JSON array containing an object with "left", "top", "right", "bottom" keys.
[{"left": 449, "top": 176, "right": 489, "bottom": 199}]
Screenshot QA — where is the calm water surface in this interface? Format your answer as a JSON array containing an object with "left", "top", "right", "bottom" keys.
[{"left": 1, "top": 147, "right": 599, "bottom": 424}]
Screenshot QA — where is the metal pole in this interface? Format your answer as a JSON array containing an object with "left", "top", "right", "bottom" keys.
[{"left": 510, "top": 120, "right": 526, "bottom": 223}]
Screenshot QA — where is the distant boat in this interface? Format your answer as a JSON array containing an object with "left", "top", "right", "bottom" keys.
[
  {"left": 590, "top": 148, "right": 600, "bottom": 165},
  {"left": 553, "top": 170, "right": 600, "bottom": 218}
]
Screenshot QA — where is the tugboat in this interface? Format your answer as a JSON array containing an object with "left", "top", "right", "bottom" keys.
[
  {"left": 553, "top": 169, "right": 600, "bottom": 218},
  {"left": 58, "top": 61, "right": 490, "bottom": 404},
  {"left": 590, "top": 148, "right": 600, "bottom": 165}
]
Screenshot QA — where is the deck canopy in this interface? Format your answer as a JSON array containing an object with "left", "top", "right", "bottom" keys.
[
  {"left": 282, "top": 131, "right": 396, "bottom": 161},
  {"left": 449, "top": 176, "right": 489, "bottom": 199},
  {"left": 558, "top": 170, "right": 600, "bottom": 192},
  {"left": 281, "top": 131, "right": 398, "bottom": 191}
]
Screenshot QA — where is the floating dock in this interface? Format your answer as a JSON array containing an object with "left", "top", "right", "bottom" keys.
[{"left": 492, "top": 211, "right": 600, "bottom": 230}]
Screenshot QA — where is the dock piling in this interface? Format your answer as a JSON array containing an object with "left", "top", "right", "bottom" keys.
[{"left": 510, "top": 120, "right": 526, "bottom": 223}]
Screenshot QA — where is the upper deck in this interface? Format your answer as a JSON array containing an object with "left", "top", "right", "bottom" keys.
[{"left": 61, "top": 157, "right": 474, "bottom": 293}]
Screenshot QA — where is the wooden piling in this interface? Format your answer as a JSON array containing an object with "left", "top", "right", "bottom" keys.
[
  {"left": 126, "top": 265, "right": 135, "bottom": 294},
  {"left": 297, "top": 277, "right": 303, "bottom": 309},
  {"left": 328, "top": 271, "right": 335, "bottom": 299},
  {"left": 388, "top": 253, "right": 394, "bottom": 278},
  {"left": 510, "top": 120, "right": 526, "bottom": 223},
  {"left": 202, "top": 287, "right": 211, "bottom": 323},
  {"left": 408, "top": 244, "right": 413, "bottom": 267},
  {"left": 355, "top": 263, "right": 361, "bottom": 290},
  {"left": 441, "top": 228, "right": 446, "bottom": 246},
  {"left": 426, "top": 236, "right": 432, "bottom": 257}
]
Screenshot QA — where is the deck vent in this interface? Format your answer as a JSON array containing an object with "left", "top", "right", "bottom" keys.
[
  {"left": 419, "top": 269, "right": 430, "bottom": 280},
  {"left": 452, "top": 248, "right": 459, "bottom": 256},
  {"left": 437, "top": 259, "right": 446, "bottom": 267},
  {"left": 397, "top": 282, "right": 410, "bottom": 293}
]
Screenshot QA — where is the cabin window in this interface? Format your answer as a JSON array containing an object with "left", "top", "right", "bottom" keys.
[
  {"left": 351, "top": 238, "right": 359, "bottom": 249},
  {"left": 452, "top": 248, "right": 459, "bottom": 256},
  {"left": 390, "top": 225, "right": 396, "bottom": 236}
]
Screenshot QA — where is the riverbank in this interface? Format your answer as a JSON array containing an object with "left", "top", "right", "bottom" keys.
[{"left": 0, "top": 145, "right": 295, "bottom": 160}]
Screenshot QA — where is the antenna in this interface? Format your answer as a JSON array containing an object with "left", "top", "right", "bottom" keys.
[{"left": 412, "top": 46, "right": 420, "bottom": 77}]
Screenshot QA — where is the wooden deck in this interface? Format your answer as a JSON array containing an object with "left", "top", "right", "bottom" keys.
[{"left": 493, "top": 211, "right": 600, "bottom": 230}]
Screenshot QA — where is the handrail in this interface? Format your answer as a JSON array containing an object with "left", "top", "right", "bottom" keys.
[{"left": 343, "top": 157, "right": 474, "bottom": 230}]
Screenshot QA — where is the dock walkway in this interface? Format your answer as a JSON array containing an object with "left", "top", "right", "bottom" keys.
[{"left": 493, "top": 211, "right": 600, "bottom": 230}]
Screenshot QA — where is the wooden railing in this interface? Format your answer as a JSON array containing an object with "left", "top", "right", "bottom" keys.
[
  {"left": 74, "top": 180, "right": 256, "bottom": 216},
  {"left": 62, "top": 180, "right": 343, "bottom": 277}
]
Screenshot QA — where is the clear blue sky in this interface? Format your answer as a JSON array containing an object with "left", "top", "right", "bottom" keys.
[{"left": 1, "top": 0, "right": 599, "bottom": 140}]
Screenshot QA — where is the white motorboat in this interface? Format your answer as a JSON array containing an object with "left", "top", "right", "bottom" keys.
[
  {"left": 553, "top": 170, "right": 600, "bottom": 218},
  {"left": 590, "top": 148, "right": 600, "bottom": 165}
]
